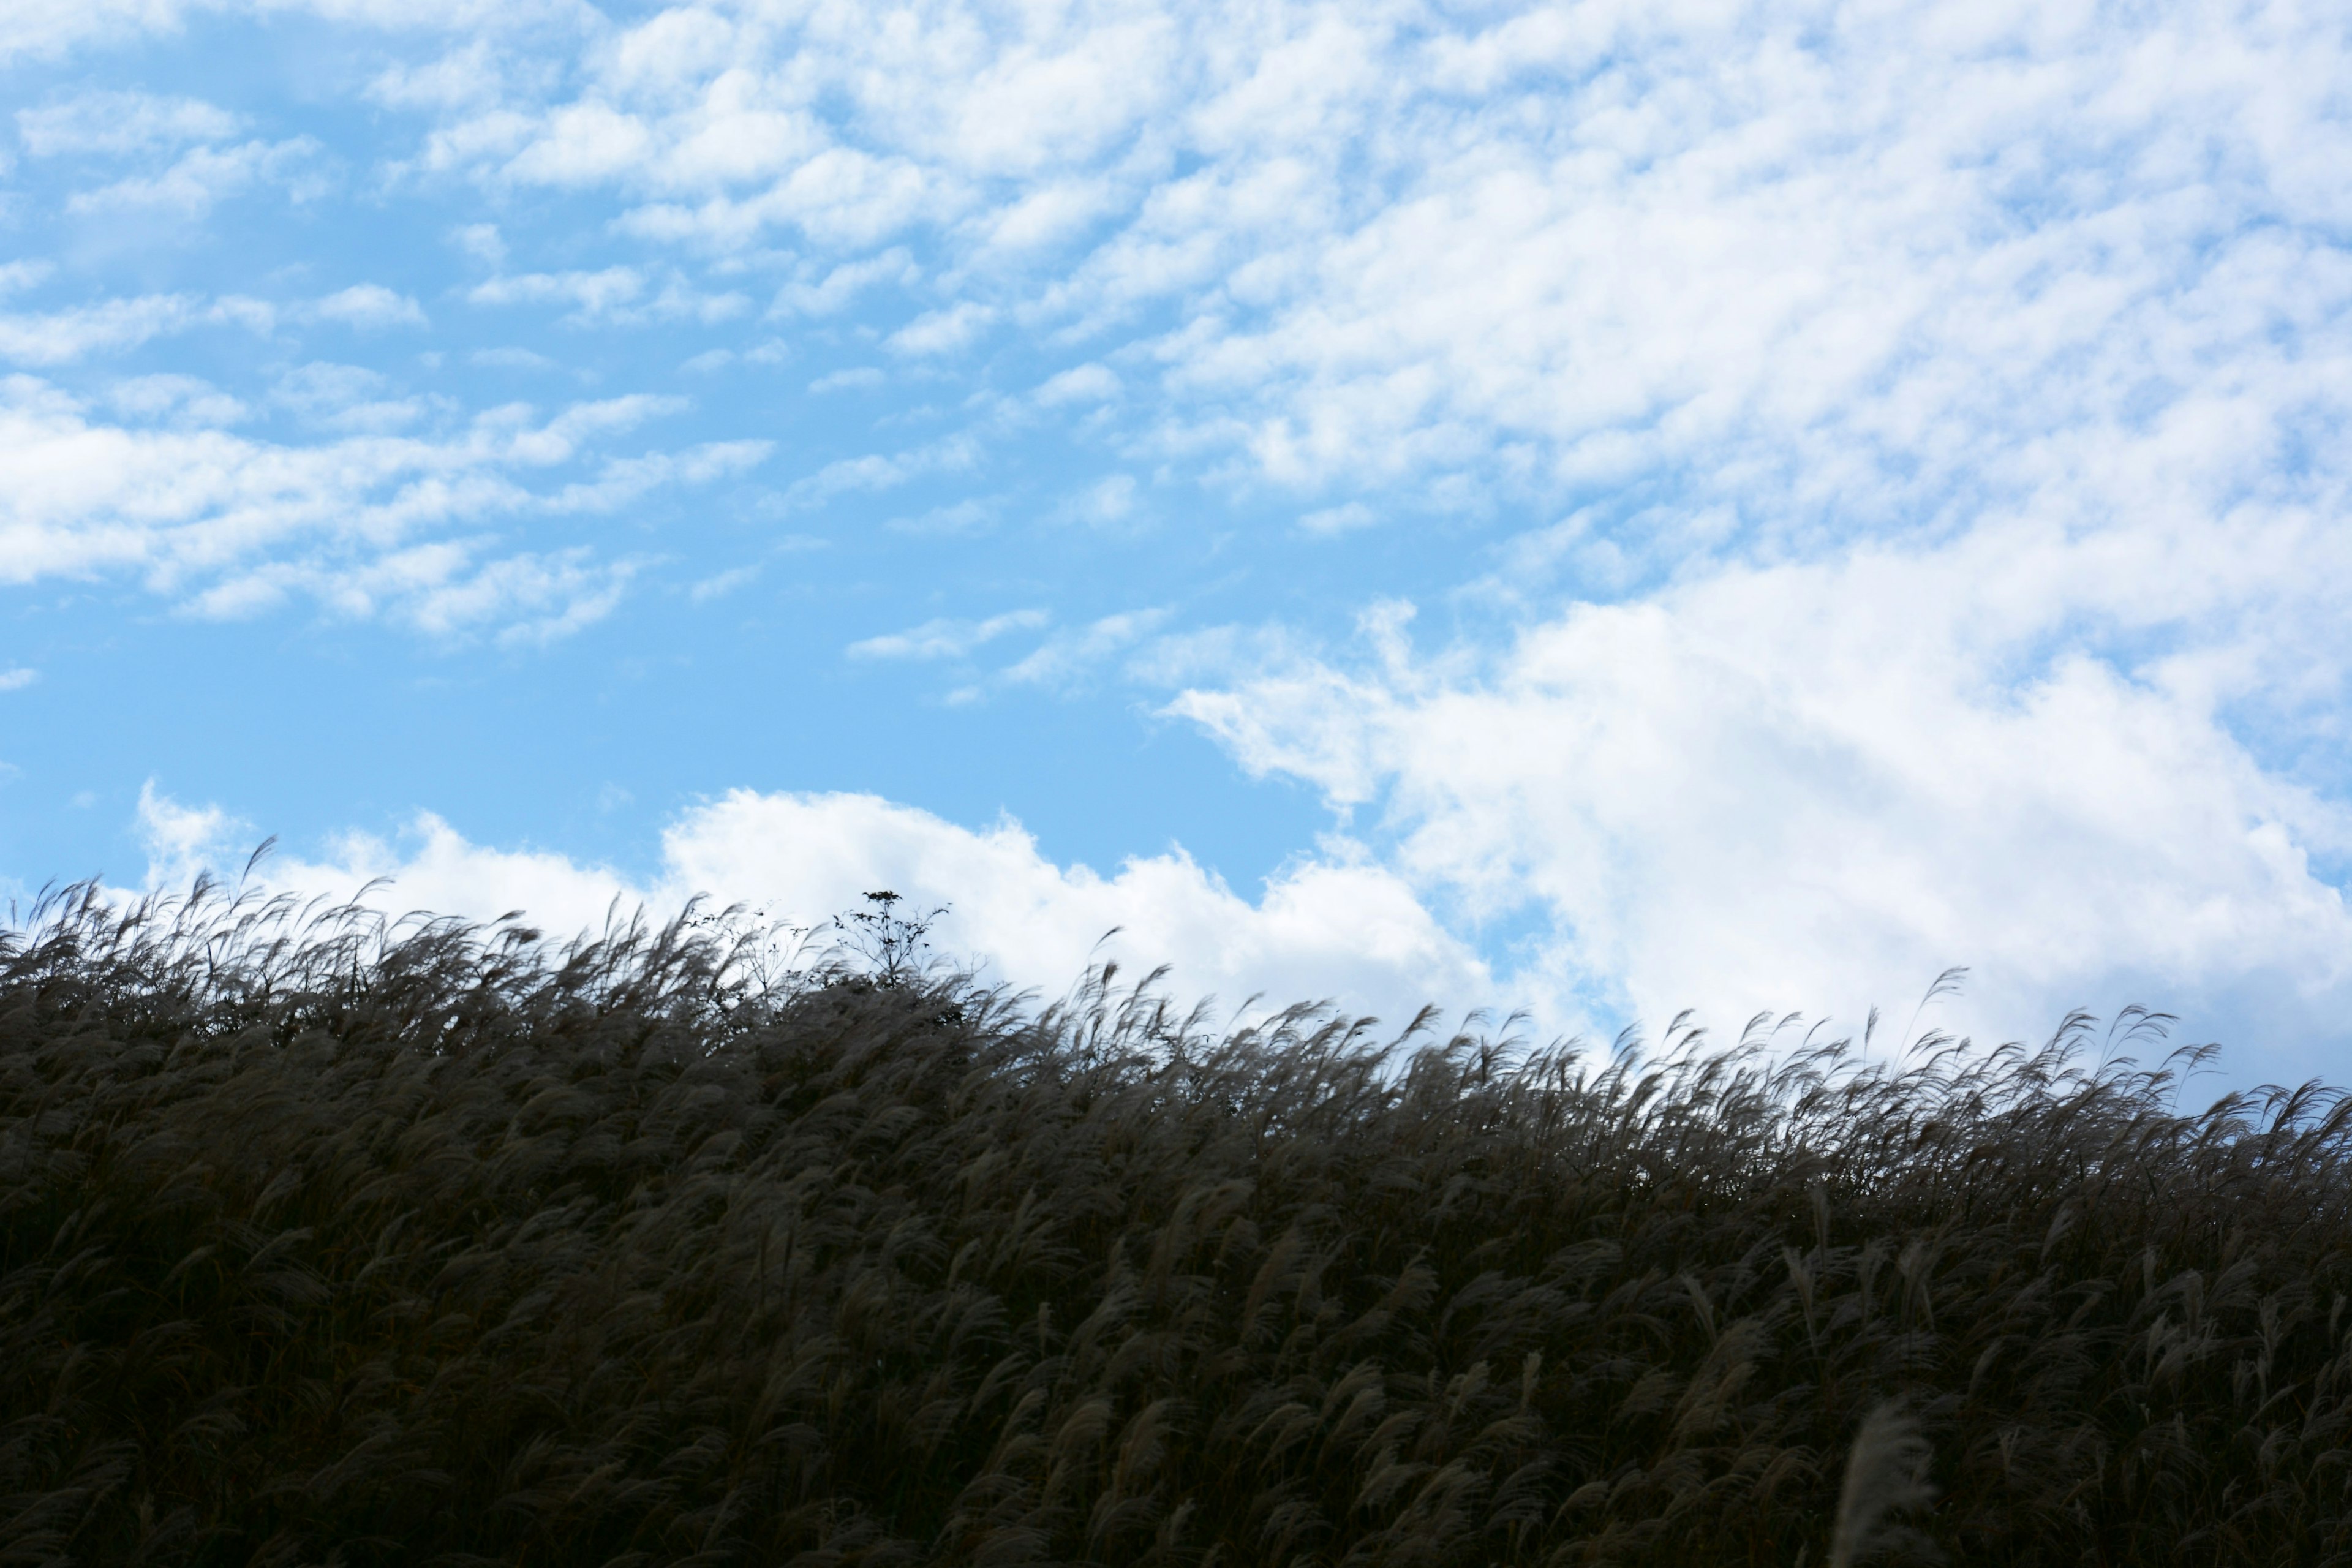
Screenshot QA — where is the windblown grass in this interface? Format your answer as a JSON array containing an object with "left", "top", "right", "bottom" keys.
[{"left": 2, "top": 879, "right": 2349, "bottom": 1566}]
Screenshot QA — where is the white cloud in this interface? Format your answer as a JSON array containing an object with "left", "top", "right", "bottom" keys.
[
  {"left": 0, "top": 374, "right": 734, "bottom": 638},
  {"left": 107, "top": 372, "right": 247, "bottom": 426},
  {"left": 271, "top": 360, "right": 433, "bottom": 432},
  {"left": 67, "top": 137, "right": 326, "bottom": 215},
  {"left": 367, "top": 39, "right": 513, "bottom": 112},
  {"left": 345, "top": 0, "right": 2352, "bottom": 548},
  {"left": 182, "top": 541, "right": 641, "bottom": 644},
  {"left": 1, "top": 1, "right": 206, "bottom": 66},
  {"left": 999, "top": 607, "right": 1169, "bottom": 691},
  {"left": 450, "top": 221, "right": 507, "bottom": 266},
  {"left": 467, "top": 266, "right": 747, "bottom": 325},
  {"left": 0, "top": 285, "right": 428, "bottom": 366},
  {"left": 0, "top": 668, "right": 37, "bottom": 692},
  {"left": 687, "top": 562, "right": 758, "bottom": 601},
  {"left": 135, "top": 777, "right": 249, "bottom": 892},
  {"left": 1300, "top": 502, "right": 1374, "bottom": 535},
  {"left": 312, "top": 284, "right": 428, "bottom": 328},
  {"left": 808, "top": 365, "right": 883, "bottom": 393},
  {"left": 4, "top": 0, "right": 595, "bottom": 66},
  {"left": 1051, "top": 473, "right": 1141, "bottom": 529},
  {"left": 847, "top": 608, "right": 1047, "bottom": 662},
  {"left": 0, "top": 294, "right": 220, "bottom": 366},
  {"left": 774, "top": 432, "right": 979, "bottom": 510},
  {"left": 1035, "top": 362, "right": 1119, "bottom": 406},
  {"left": 1172, "top": 521, "right": 2352, "bottom": 1069},
  {"left": 661, "top": 793, "right": 1490, "bottom": 1025},
  {"left": 468, "top": 266, "right": 644, "bottom": 315},
  {"left": 18, "top": 91, "right": 239, "bottom": 155},
  {"left": 469, "top": 345, "right": 560, "bottom": 372},
  {"left": 769, "top": 249, "right": 918, "bottom": 317},
  {"left": 883, "top": 496, "right": 1000, "bottom": 535},
  {"left": 153, "top": 788, "right": 1491, "bottom": 1028},
  {"left": 886, "top": 301, "right": 992, "bottom": 357}
]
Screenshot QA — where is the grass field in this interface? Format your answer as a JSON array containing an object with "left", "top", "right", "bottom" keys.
[{"left": 2, "top": 881, "right": 2347, "bottom": 1566}]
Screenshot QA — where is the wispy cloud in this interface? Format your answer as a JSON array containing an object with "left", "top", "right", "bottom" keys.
[
  {"left": 0, "top": 375, "right": 737, "bottom": 640},
  {"left": 312, "top": 284, "right": 427, "bottom": 329},
  {"left": 467, "top": 266, "right": 747, "bottom": 325},
  {"left": 17, "top": 91, "right": 239, "bottom": 156},
  {"left": 886, "top": 301, "right": 992, "bottom": 357},
  {"left": 1000, "top": 608, "right": 1169, "bottom": 691},
  {"left": 847, "top": 608, "right": 1047, "bottom": 662},
  {"left": 66, "top": 137, "right": 327, "bottom": 215},
  {"left": 0, "top": 285, "right": 427, "bottom": 366},
  {"left": 135, "top": 777, "right": 249, "bottom": 892}
]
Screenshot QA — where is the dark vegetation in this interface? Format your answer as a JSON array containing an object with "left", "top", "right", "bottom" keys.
[{"left": 4, "top": 881, "right": 2351, "bottom": 1567}]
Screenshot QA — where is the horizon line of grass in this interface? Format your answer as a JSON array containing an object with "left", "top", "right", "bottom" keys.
[{"left": 2, "top": 876, "right": 2348, "bottom": 1566}]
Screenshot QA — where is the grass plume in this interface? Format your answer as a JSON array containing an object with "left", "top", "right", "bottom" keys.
[
  {"left": 1828, "top": 1403, "right": 1937, "bottom": 1568},
  {"left": 2, "top": 878, "right": 2350, "bottom": 1565}
]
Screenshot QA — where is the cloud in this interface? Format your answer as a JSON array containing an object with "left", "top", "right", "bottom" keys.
[
  {"left": 1050, "top": 473, "right": 1141, "bottom": 529},
  {"left": 149, "top": 787, "right": 1491, "bottom": 1029},
  {"left": 342, "top": 0, "right": 2352, "bottom": 545},
  {"left": 367, "top": 39, "right": 516, "bottom": 113},
  {"left": 774, "top": 433, "right": 980, "bottom": 510},
  {"left": 846, "top": 608, "right": 1047, "bottom": 662},
  {"left": 466, "top": 266, "right": 747, "bottom": 325},
  {"left": 0, "top": 374, "right": 734, "bottom": 639},
  {"left": 183, "top": 541, "right": 642, "bottom": 644},
  {"left": 66, "top": 137, "right": 326, "bottom": 215},
  {"left": 312, "top": 284, "right": 428, "bottom": 328},
  {"left": 1035, "top": 362, "right": 1119, "bottom": 406},
  {"left": 0, "top": 294, "right": 224, "bottom": 366},
  {"left": 883, "top": 496, "right": 1000, "bottom": 535},
  {"left": 1170, "top": 522, "right": 2352, "bottom": 1072},
  {"left": 769, "top": 249, "right": 918, "bottom": 317},
  {"left": 0, "top": 283, "right": 418, "bottom": 368},
  {"left": 1, "top": 2, "right": 208, "bottom": 67},
  {"left": 998, "top": 608, "right": 1169, "bottom": 692},
  {"left": 467, "top": 266, "right": 644, "bottom": 315},
  {"left": 687, "top": 562, "right": 758, "bottom": 601},
  {"left": 808, "top": 366, "right": 883, "bottom": 393},
  {"left": 135, "top": 777, "right": 250, "bottom": 892},
  {"left": 17, "top": 91, "right": 239, "bottom": 156},
  {"left": 1300, "top": 502, "right": 1374, "bottom": 535},
  {"left": 886, "top": 301, "right": 992, "bottom": 357},
  {"left": 469, "top": 345, "right": 560, "bottom": 372},
  {"left": 658, "top": 793, "right": 1490, "bottom": 1025},
  {"left": 0, "top": 668, "right": 37, "bottom": 692},
  {"left": 271, "top": 360, "right": 434, "bottom": 432},
  {"left": 450, "top": 221, "right": 507, "bottom": 266},
  {"left": 107, "top": 374, "right": 247, "bottom": 426}
]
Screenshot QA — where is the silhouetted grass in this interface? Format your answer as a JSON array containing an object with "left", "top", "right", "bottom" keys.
[{"left": 3, "top": 878, "right": 2349, "bottom": 1566}]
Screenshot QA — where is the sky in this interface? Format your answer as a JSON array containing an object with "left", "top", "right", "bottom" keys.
[{"left": 3, "top": 0, "right": 2350, "bottom": 1084}]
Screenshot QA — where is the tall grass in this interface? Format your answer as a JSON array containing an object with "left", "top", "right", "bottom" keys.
[{"left": 2, "top": 878, "right": 2349, "bottom": 1566}]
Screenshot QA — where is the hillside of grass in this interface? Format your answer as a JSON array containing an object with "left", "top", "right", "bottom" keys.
[{"left": 2, "top": 882, "right": 2348, "bottom": 1567}]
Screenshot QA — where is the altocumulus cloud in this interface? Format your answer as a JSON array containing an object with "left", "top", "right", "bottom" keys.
[{"left": 0, "top": 376, "right": 766, "bottom": 639}]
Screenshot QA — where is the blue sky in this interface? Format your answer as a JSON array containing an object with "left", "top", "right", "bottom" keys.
[{"left": 5, "top": 0, "right": 2351, "bottom": 1082}]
